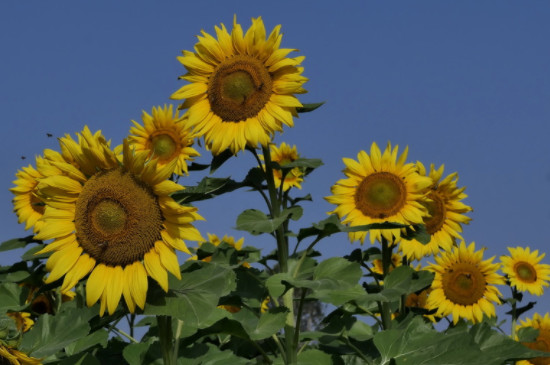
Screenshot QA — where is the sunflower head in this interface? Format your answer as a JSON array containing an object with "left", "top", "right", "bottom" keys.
[
  {"left": 326, "top": 142, "right": 432, "bottom": 245},
  {"left": 128, "top": 104, "right": 200, "bottom": 176},
  {"left": 517, "top": 313, "right": 550, "bottom": 365},
  {"left": 426, "top": 241, "right": 504, "bottom": 324},
  {"left": 32, "top": 127, "right": 204, "bottom": 316},
  {"left": 0, "top": 345, "right": 42, "bottom": 365},
  {"left": 399, "top": 162, "right": 472, "bottom": 260},
  {"left": 371, "top": 253, "right": 403, "bottom": 275},
  {"left": 501, "top": 247, "right": 550, "bottom": 296},
  {"left": 264, "top": 142, "right": 304, "bottom": 191},
  {"left": 10, "top": 158, "right": 49, "bottom": 233},
  {"left": 171, "top": 16, "right": 307, "bottom": 155},
  {"left": 190, "top": 233, "right": 249, "bottom": 267}
]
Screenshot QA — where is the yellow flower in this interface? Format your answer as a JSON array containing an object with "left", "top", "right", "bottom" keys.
[
  {"left": 171, "top": 16, "right": 307, "bottom": 155},
  {"left": 326, "top": 142, "right": 432, "bottom": 245},
  {"left": 127, "top": 105, "right": 199, "bottom": 176},
  {"left": 260, "top": 297, "right": 270, "bottom": 313},
  {"left": 371, "top": 253, "right": 402, "bottom": 275},
  {"left": 190, "top": 233, "right": 249, "bottom": 268},
  {"left": 399, "top": 163, "right": 472, "bottom": 260},
  {"left": 6, "top": 312, "right": 33, "bottom": 333},
  {"left": 265, "top": 142, "right": 303, "bottom": 191},
  {"left": 501, "top": 246, "right": 550, "bottom": 296},
  {"left": 516, "top": 312, "right": 550, "bottom": 365},
  {"left": 426, "top": 241, "right": 504, "bottom": 324},
  {"left": 33, "top": 126, "right": 203, "bottom": 316},
  {"left": 10, "top": 160, "right": 46, "bottom": 233},
  {"left": 0, "top": 345, "right": 42, "bottom": 365}
]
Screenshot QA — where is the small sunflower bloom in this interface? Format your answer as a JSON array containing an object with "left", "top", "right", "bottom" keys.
[
  {"left": 263, "top": 142, "right": 303, "bottom": 191},
  {"left": 426, "top": 241, "right": 504, "bottom": 324},
  {"left": 501, "top": 246, "right": 550, "bottom": 296},
  {"left": 128, "top": 105, "right": 199, "bottom": 176},
  {"left": 0, "top": 345, "right": 42, "bottom": 365},
  {"left": 6, "top": 313, "right": 33, "bottom": 333},
  {"left": 516, "top": 312, "right": 550, "bottom": 365},
  {"left": 371, "top": 253, "right": 402, "bottom": 275},
  {"left": 190, "top": 233, "right": 249, "bottom": 268},
  {"left": 171, "top": 16, "right": 307, "bottom": 155},
  {"left": 10, "top": 159, "right": 49, "bottom": 233},
  {"left": 399, "top": 162, "right": 472, "bottom": 260},
  {"left": 326, "top": 142, "right": 432, "bottom": 245},
  {"left": 32, "top": 126, "right": 203, "bottom": 316}
]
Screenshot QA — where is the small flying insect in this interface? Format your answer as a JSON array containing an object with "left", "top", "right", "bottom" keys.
[{"left": 46, "top": 133, "right": 53, "bottom": 137}]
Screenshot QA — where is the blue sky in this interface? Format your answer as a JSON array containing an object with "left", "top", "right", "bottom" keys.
[{"left": 1, "top": 1, "right": 550, "bottom": 316}]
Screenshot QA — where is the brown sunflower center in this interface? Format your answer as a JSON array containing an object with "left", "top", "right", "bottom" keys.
[
  {"left": 75, "top": 167, "right": 163, "bottom": 266},
  {"left": 524, "top": 330, "right": 550, "bottom": 365},
  {"left": 423, "top": 191, "right": 447, "bottom": 234},
  {"left": 150, "top": 133, "right": 178, "bottom": 161},
  {"left": 442, "top": 262, "right": 486, "bottom": 305},
  {"left": 208, "top": 55, "right": 273, "bottom": 122},
  {"left": 515, "top": 262, "right": 537, "bottom": 283},
  {"left": 355, "top": 172, "right": 407, "bottom": 219}
]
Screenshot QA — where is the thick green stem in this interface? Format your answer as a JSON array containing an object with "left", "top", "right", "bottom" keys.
[
  {"left": 157, "top": 315, "right": 176, "bottom": 365},
  {"left": 380, "top": 238, "right": 393, "bottom": 330},
  {"left": 262, "top": 145, "right": 296, "bottom": 364}
]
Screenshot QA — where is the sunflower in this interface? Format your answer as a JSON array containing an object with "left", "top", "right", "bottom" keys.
[
  {"left": 171, "top": 16, "right": 307, "bottom": 155},
  {"left": 426, "top": 241, "right": 504, "bottom": 324},
  {"left": 32, "top": 126, "right": 203, "bottom": 316},
  {"left": 264, "top": 142, "right": 303, "bottom": 191},
  {"left": 11, "top": 160, "right": 46, "bottom": 233},
  {"left": 6, "top": 313, "right": 33, "bottom": 333},
  {"left": 501, "top": 247, "right": 550, "bottom": 296},
  {"left": 191, "top": 233, "right": 249, "bottom": 268},
  {"left": 517, "top": 313, "right": 550, "bottom": 365},
  {"left": 127, "top": 105, "right": 199, "bottom": 176},
  {"left": 326, "top": 142, "right": 432, "bottom": 245},
  {"left": 399, "top": 163, "right": 472, "bottom": 260},
  {"left": 0, "top": 345, "right": 42, "bottom": 365},
  {"left": 371, "top": 253, "right": 402, "bottom": 275}
]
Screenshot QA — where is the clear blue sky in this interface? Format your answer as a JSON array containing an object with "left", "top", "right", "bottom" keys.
[{"left": 1, "top": 2, "right": 549, "bottom": 312}]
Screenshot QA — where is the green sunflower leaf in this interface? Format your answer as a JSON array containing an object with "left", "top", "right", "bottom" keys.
[
  {"left": 20, "top": 306, "right": 96, "bottom": 358},
  {"left": 267, "top": 258, "right": 365, "bottom": 306},
  {"left": 236, "top": 207, "right": 302, "bottom": 235},
  {"left": 144, "top": 263, "right": 236, "bottom": 329},
  {"left": 0, "top": 282, "right": 28, "bottom": 313},
  {"left": 296, "top": 102, "right": 325, "bottom": 113},
  {"left": 172, "top": 176, "right": 242, "bottom": 204},
  {"left": 232, "top": 307, "right": 289, "bottom": 341},
  {"left": 210, "top": 148, "right": 234, "bottom": 173},
  {"left": 297, "top": 215, "right": 407, "bottom": 243},
  {"left": 0, "top": 236, "right": 36, "bottom": 253}
]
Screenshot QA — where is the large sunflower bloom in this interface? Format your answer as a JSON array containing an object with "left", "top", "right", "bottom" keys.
[
  {"left": 325, "top": 142, "right": 432, "bottom": 244},
  {"left": 0, "top": 345, "right": 41, "bottom": 365},
  {"left": 501, "top": 246, "right": 550, "bottom": 296},
  {"left": 33, "top": 126, "right": 203, "bottom": 316},
  {"left": 128, "top": 105, "right": 200, "bottom": 176},
  {"left": 426, "top": 241, "right": 504, "bottom": 324},
  {"left": 516, "top": 312, "right": 550, "bottom": 365},
  {"left": 399, "top": 162, "right": 472, "bottom": 260},
  {"left": 171, "top": 16, "right": 307, "bottom": 155}
]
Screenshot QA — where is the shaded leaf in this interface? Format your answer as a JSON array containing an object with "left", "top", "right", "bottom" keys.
[
  {"left": 172, "top": 177, "right": 242, "bottom": 204},
  {"left": 236, "top": 207, "right": 303, "bottom": 235},
  {"left": 0, "top": 236, "right": 36, "bottom": 252},
  {"left": 210, "top": 148, "right": 235, "bottom": 173},
  {"left": 296, "top": 102, "right": 325, "bottom": 113},
  {"left": 21, "top": 307, "right": 96, "bottom": 358},
  {"left": 144, "top": 264, "right": 236, "bottom": 329}
]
